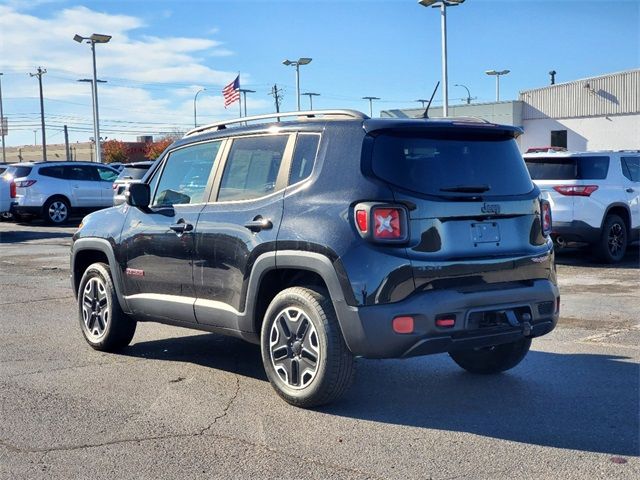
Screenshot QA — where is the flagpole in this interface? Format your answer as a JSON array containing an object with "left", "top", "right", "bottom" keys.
[{"left": 238, "top": 72, "right": 242, "bottom": 118}]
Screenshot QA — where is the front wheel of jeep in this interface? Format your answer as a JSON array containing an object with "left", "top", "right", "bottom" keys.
[
  {"left": 449, "top": 337, "right": 532, "bottom": 374},
  {"left": 260, "top": 286, "right": 355, "bottom": 408},
  {"left": 78, "top": 262, "right": 136, "bottom": 352}
]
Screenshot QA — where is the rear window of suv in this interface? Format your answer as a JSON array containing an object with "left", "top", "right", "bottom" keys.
[
  {"left": 525, "top": 156, "right": 610, "bottom": 180},
  {"left": 117, "top": 165, "right": 151, "bottom": 181},
  {"left": 3, "top": 166, "right": 33, "bottom": 178},
  {"left": 371, "top": 132, "right": 533, "bottom": 196}
]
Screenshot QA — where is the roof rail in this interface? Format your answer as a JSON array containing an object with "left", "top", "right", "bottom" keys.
[{"left": 184, "top": 109, "right": 368, "bottom": 138}]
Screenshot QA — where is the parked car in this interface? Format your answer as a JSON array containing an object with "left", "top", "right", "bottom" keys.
[
  {"left": 8, "top": 161, "right": 119, "bottom": 224},
  {"left": 112, "top": 161, "right": 155, "bottom": 206},
  {"left": 524, "top": 150, "right": 639, "bottom": 263},
  {"left": 0, "top": 163, "right": 9, "bottom": 176},
  {"left": 108, "top": 162, "right": 126, "bottom": 173},
  {"left": 0, "top": 174, "right": 11, "bottom": 219},
  {"left": 71, "top": 110, "right": 559, "bottom": 407}
]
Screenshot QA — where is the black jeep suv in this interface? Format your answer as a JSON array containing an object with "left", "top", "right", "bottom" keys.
[{"left": 71, "top": 110, "right": 559, "bottom": 407}]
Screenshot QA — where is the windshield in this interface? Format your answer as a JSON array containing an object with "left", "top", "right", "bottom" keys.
[
  {"left": 117, "top": 165, "right": 151, "bottom": 181},
  {"left": 525, "top": 156, "right": 610, "bottom": 180},
  {"left": 371, "top": 133, "right": 533, "bottom": 196},
  {"left": 1, "top": 166, "right": 33, "bottom": 179}
]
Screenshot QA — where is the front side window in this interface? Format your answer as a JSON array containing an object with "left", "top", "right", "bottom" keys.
[
  {"left": 218, "top": 135, "right": 288, "bottom": 202},
  {"left": 97, "top": 166, "right": 118, "bottom": 182},
  {"left": 622, "top": 157, "right": 639, "bottom": 182},
  {"left": 152, "top": 141, "right": 221, "bottom": 207}
]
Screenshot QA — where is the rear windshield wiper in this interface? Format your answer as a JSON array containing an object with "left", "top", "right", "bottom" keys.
[{"left": 440, "top": 184, "right": 491, "bottom": 193}]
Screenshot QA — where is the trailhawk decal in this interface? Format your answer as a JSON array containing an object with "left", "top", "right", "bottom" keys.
[{"left": 125, "top": 268, "right": 145, "bottom": 277}]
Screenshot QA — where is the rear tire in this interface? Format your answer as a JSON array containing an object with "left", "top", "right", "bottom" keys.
[
  {"left": 43, "top": 197, "right": 70, "bottom": 225},
  {"left": 260, "top": 286, "right": 355, "bottom": 408},
  {"left": 449, "top": 338, "right": 532, "bottom": 374},
  {"left": 77, "top": 262, "right": 136, "bottom": 352},
  {"left": 594, "top": 214, "right": 627, "bottom": 263}
]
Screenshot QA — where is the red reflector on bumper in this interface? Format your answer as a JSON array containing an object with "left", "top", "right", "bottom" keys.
[
  {"left": 435, "top": 317, "right": 455, "bottom": 328},
  {"left": 392, "top": 316, "right": 414, "bottom": 334}
]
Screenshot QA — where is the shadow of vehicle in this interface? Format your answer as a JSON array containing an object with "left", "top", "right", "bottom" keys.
[
  {"left": 555, "top": 244, "right": 639, "bottom": 269},
  {"left": 0, "top": 229, "right": 74, "bottom": 243},
  {"left": 123, "top": 333, "right": 639, "bottom": 456}
]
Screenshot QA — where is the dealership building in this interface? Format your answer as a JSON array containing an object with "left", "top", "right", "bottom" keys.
[{"left": 382, "top": 69, "right": 640, "bottom": 152}]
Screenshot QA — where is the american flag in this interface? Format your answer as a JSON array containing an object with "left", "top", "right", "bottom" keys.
[{"left": 222, "top": 75, "right": 240, "bottom": 108}]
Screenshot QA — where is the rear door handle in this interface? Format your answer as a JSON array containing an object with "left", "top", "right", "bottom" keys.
[
  {"left": 244, "top": 217, "right": 273, "bottom": 232},
  {"left": 170, "top": 220, "right": 193, "bottom": 234},
  {"left": 626, "top": 188, "right": 635, "bottom": 193}
]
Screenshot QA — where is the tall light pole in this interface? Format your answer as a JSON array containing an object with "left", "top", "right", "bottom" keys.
[
  {"left": 74, "top": 33, "right": 111, "bottom": 162},
  {"left": 0, "top": 72, "right": 6, "bottom": 163},
  {"left": 418, "top": 0, "right": 466, "bottom": 117},
  {"left": 485, "top": 69, "right": 510, "bottom": 101},
  {"left": 282, "top": 57, "right": 312, "bottom": 111},
  {"left": 238, "top": 88, "right": 255, "bottom": 117},
  {"left": 302, "top": 92, "right": 320, "bottom": 110},
  {"left": 454, "top": 83, "right": 472, "bottom": 104},
  {"left": 362, "top": 96, "right": 380, "bottom": 117},
  {"left": 193, "top": 88, "right": 206, "bottom": 127}
]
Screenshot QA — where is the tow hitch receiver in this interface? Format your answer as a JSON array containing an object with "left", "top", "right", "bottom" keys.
[{"left": 504, "top": 310, "right": 532, "bottom": 336}]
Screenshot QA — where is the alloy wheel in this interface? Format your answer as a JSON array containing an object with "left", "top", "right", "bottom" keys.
[
  {"left": 48, "top": 201, "right": 68, "bottom": 223},
  {"left": 82, "top": 277, "right": 110, "bottom": 339},
  {"left": 269, "top": 307, "right": 320, "bottom": 390},
  {"left": 607, "top": 222, "right": 625, "bottom": 257}
]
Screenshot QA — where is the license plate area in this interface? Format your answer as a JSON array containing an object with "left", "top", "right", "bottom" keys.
[
  {"left": 468, "top": 306, "right": 532, "bottom": 330},
  {"left": 471, "top": 222, "right": 500, "bottom": 244}
]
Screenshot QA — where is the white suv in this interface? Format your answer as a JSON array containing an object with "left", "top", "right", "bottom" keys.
[
  {"left": 4, "top": 161, "right": 119, "bottom": 224},
  {"left": 524, "top": 151, "right": 639, "bottom": 263}
]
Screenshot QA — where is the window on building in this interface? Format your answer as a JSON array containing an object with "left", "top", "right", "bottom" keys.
[{"left": 550, "top": 130, "right": 567, "bottom": 149}]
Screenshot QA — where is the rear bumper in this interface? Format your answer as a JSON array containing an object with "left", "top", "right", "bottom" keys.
[
  {"left": 552, "top": 220, "right": 600, "bottom": 244},
  {"left": 336, "top": 279, "right": 559, "bottom": 359},
  {"left": 10, "top": 204, "right": 42, "bottom": 217}
]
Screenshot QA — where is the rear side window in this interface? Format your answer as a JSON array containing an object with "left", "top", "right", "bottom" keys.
[
  {"left": 65, "top": 166, "right": 97, "bottom": 181},
  {"left": 289, "top": 134, "right": 319, "bottom": 184},
  {"left": 118, "top": 165, "right": 151, "bottom": 181},
  {"left": 371, "top": 133, "right": 533, "bottom": 196},
  {"left": 218, "top": 135, "right": 288, "bottom": 202},
  {"left": 622, "top": 157, "right": 639, "bottom": 182},
  {"left": 39, "top": 166, "right": 65, "bottom": 179},
  {"left": 4, "top": 166, "right": 33, "bottom": 178},
  {"left": 526, "top": 156, "right": 610, "bottom": 180}
]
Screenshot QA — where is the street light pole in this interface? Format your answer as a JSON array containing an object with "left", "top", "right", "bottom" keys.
[
  {"left": 283, "top": 58, "right": 312, "bottom": 111},
  {"left": 302, "top": 92, "right": 320, "bottom": 110},
  {"left": 238, "top": 89, "right": 255, "bottom": 117},
  {"left": 418, "top": 0, "right": 465, "bottom": 117},
  {"left": 454, "top": 83, "right": 472, "bottom": 104},
  {"left": 0, "top": 72, "right": 5, "bottom": 163},
  {"left": 193, "top": 88, "right": 206, "bottom": 127},
  {"left": 362, "top": 96, "right": 380, "bottom": 117},
  {"left": 74, "top": 33, "right": 111, "bottom": 162},
  {"left": 485, "top": 69, "right": 510, "bottom": 101}
]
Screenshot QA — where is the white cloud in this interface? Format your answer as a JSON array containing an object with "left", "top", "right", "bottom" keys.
[{"left": 0, "top": 4, "right": 257, "bottom": 146}]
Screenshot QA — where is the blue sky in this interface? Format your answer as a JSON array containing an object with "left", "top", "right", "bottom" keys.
[{"left": 0, "top": 0, "right": 638, "bottom": 147}]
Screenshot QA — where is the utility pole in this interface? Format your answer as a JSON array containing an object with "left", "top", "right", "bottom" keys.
[
  {"left": 302, "top": 92, "right": 320, "bottom": 110},
  {"left": 29, "top": 67, "right": 47, "bottom": 161},
  {"left": 0, "top": 72, "right": 6, "bottom": 163},
  {"left": 271, "top": 84, "right": 283, "bottom": 113},
  {"left": 64, "top": 125, "right": 70, "bottom": 161}
]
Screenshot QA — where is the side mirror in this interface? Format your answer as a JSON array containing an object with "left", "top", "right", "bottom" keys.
[{"left": 126, "top": 182, "right": 150, "bottom": 209}]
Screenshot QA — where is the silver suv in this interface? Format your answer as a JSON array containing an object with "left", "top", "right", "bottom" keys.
[{"left": 4, "top": 161, "right": 119, "bottom": 224}]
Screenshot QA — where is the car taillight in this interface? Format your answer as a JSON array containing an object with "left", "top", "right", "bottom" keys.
[
  {"left": 112, "top": 183, "right": 119, "bottom": 190},
  {"left": 373, "top": 207, "right": 403, "bottom": 239},
  {"left": 541, "top": 199, "right": 552, "bottom": 237},
  {"left": 15, "top": 180, "right": 37, "bottom": 188},
  {"left": 10, "top": 181, "right": 16, "bottom": 198},
  {"left": 353, "top": 203, "right": 409, "bottom": 243},
  {"left": 553, "top": 185, "right": 598, "bottom": 196}
]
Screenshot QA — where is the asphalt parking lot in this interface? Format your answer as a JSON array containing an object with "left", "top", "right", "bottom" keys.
[{"left": 0, "top": 220, "right": 638, "bottom": 479}]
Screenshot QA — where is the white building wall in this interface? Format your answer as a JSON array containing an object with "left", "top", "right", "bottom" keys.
[{"left": 520, "top": 114, "right": 639, "bottom": 152}]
